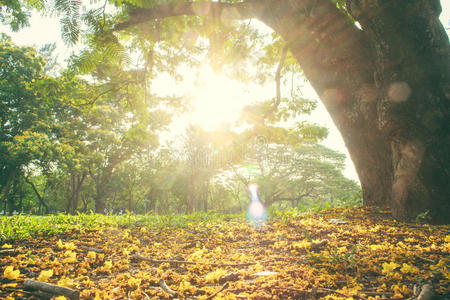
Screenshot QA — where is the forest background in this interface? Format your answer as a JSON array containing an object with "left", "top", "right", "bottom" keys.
[{"left": 1, "top": 0, "right": 412, "bottom": 215}]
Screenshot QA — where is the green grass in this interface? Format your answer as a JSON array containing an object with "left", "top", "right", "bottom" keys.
[
  {"left": 0, "top": 193, "right": 363, "bottom": 244},
  {"left": 0, "top": 211, "right": 243, "bottom": 243}
]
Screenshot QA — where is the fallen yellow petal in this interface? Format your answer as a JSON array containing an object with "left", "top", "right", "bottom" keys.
[{"left": 3, "top": 266, "right": 20, "bottom": 280}]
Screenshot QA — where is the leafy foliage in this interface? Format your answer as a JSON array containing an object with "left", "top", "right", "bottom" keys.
[{"left": 0, "top": 0, "right": 30, "bottom": 30}]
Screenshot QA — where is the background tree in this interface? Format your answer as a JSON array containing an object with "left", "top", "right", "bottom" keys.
[{"left": 0, "top": 35, "right": 88, "bottom": 213}]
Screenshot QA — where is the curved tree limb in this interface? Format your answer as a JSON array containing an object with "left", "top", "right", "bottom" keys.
[
  {"left": 113, "top": 0, "right": 267, "bottom": 32},
  {"left": 25, "top": 176, "right": 49, "bottom": 214},
  {"left": 275, "top": 45, "right": 289, "bottom": 108},
  {"left": 264, "top": 45, "right": 289, "bottom": 119}
]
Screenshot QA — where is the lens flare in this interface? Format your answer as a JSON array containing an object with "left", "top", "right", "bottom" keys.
[
  {"left": 248, "top": 183, "right": 258, "bottom": 200},
  {"left": 249, "top": 201, "right": 264, "bottom": 218},
  {"left": 246, "top": 183, "right": 267, "bottom": 227}
]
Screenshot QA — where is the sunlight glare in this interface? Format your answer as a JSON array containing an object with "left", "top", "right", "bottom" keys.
[{"left": 188, "top": 64, "right": 246, "bottom": 130}]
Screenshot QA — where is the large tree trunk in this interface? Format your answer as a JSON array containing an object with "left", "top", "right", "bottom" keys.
[
  {"left": 347, "top": 0, "right": 449, "bottom": 223},
  {"left": 257, "top": 0, "right": 449, "bottom": 223}
]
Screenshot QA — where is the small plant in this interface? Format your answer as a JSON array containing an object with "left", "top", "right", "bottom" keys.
[
  {"left": 328, "top": 244, "right": 364, "bottom": 268},
  {"left": 416, "top": 210, "right": 431, "bottom": 224}
]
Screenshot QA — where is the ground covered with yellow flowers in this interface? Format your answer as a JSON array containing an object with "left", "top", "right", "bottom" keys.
[{"left": 1, "top": 207, "right": 449, "bottom": 299}]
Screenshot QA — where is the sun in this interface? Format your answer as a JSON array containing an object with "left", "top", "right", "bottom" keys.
[{"left": 187, "top": 64, "right": 248, "bottom": 130}]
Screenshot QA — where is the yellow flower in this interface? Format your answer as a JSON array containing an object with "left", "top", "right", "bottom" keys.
[
  {"left": 3, "top": 266, "right": 20, "bottom": 280},
  {"left": 56, "top": 239, "right": 64, "bottom": 249},
  {"left": 291, "top": 240, "right": 312, "bottom": 249},
  {"left": 400, "top": 263, "right": 419, "bottom": 274},
  {"left": 391, "top": 272, "right": 403, "bottom": 280},
  {"left": 62, "top": 250, "right": 77, "bottom": 263},
  {"left": 205, "top": 268, "right": 228, "bottom": 283},
  {"left": 189, "top": 248, "right": 205, "bottom": 259},
  {"left": 127, "top": 277, "right": 141, "bottom": 290},
  {"left": 104, "top": 260, "right": 113, "bottom": 269},
  {"left": 86, "top": 251, "right": 96, "bottom": 260},
  {"left": 382, "top": 262, "right": 400, "bottom": 275},
  {"left": 391, "top": 284, "right": 411, "bottom": 297},
  {"left": 37, "top": 269, "right": 53, "bottom": 282},
  {"left": 179, "top": 280, "right": 197, "bottom": 293},
  {"left": 57, "top": 240, "right": 76, "bottom": 250},
  {"left": 57, "top": 277, "right": 75, "bottom": 288},
  {"left": 369, "top": 244, "right": 384, "bottom": 251},
  {"left": 1, "top": 243, "right": 12, "bottom": 248},
  {"left": 430, "top": 259, "right": 446, "bottom": 270}
]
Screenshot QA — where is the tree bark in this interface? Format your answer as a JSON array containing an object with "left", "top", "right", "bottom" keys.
[
  {"left": 94, "top": 182, "right": 107, "bottom": 213},
  {"left": 115, "top": 0, "right": 450, "bottom": 223},
  {"left": 128, "top": 187, "right": 133, "bottom": 212},
  {"left": 346, "top": 0, "right": 450, "bottom": 223},
  {"left": 0, "top": 168, "right": 17, "bottom": 208},
  {"left": 67, "top": 173, "right": 86, "bottom": 214},
  {"left": 89, "top": 170, "right": 107, "bottom": 213}
]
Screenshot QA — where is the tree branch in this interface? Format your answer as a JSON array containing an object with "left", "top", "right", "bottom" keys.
[
  {"left": 24, "top": 280, "right": 79, "bottom": 300},
  {"left": 268, "top": 187, "right": 315, "bottom": 205},
  {"left": 25, "top": 176, "right": 49, "bottom": 214},
  {"left": 132, "top": 254, "right": 256, "bottom": 267},
  {"left": 113, "top": 0, "right": 266, "bottom": 32},
  {"left": 264, "top": 45, "right": 289, "bottom": 119},
  {"left": 158, "top": 279, "right": 177, "bottom": 297}
]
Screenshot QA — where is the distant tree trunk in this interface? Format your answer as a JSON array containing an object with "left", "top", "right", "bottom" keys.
[
  {"left": 66, "top": 178, "right": 73, "bottom": 213},
  {"left": 128, "top": 188, "right": 134, "bottom": 212},
  {"left": 202, "top": 181, "right": 209, "bottom": 212},
  {"left": 187, "top": 172, "right": 195, "bottom": 213},
  {"left": 18, "top": 194, "right": 23, "bottom": 213},
  {"left": 25, "top": 176, "right": 49, "bottom": 214},
  {"left": 67, "top": 173, "right": 86, "bottom": 214},
  {"left": 18, "top": 181, "right": 23, "bottom": 213},
  {"left": 0, "top": 168, "right": 17, "bottom": 209},
  {"left": 146, "top": 187, "right": 156, "bottom": 213},
  {"left": 95, "top": 184, "right": 107, "bottom": 213},
  {"left": 90, "top": 171, "right": 108, "bottom": 213},
  {"left": 81, "top": 194, "right": 89, "bottom": 212}
]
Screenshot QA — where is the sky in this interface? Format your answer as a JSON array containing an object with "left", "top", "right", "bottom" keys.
[{"left": 1, "top": 2, "right": 449, "bottom": 182}]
